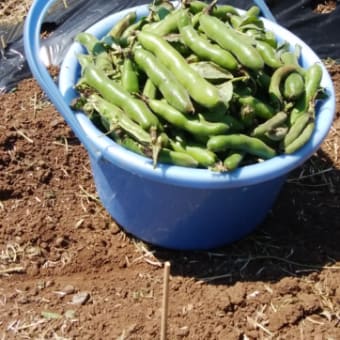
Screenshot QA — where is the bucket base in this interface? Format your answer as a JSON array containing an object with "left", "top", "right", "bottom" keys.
[{"left": 90, "top": 155, "right": 286, "bottom": 250}]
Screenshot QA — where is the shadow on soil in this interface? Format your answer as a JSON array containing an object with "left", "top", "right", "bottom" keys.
[{"left": 147, "top": 150, "right": 340, "bottom": 285}]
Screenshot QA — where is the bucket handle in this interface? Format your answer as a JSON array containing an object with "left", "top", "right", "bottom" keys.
[{"left": 24, "top": 0, "right": 276, "bottom": 159}]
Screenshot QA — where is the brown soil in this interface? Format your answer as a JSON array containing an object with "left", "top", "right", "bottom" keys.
[{"left": 0, "top": 62, "right": 340, "bottom": 339}]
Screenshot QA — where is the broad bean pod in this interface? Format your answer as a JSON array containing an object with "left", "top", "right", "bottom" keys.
[
  {"left": 283, "top": 72, "right": 305, "bottom": 101},
  {"left": 86, "top": 94, "right": 152, "bottom": 144},
  {"left": 133, "top": 47, "right": 194, "bottom": 113},
  {"left": 171, "top": 138, "right": 217, "bottom": 167},
  {"left": 223, "top": 151, "right": 245, "bottom": 171},
  {"left": 158, "top": 148, "right": 199, "bottom": 167},
  {"left": 75, "top": 32, "right": 106, "bottom": 55},
  {"left": 137, "top": 31, "right": 223, "bottom": 110},
  {"left": 265, "top": 126, "right": 288, "bottom": 141},
  {"left": 142, "top": 78, "right": 157, "bottom": 99},
  {"left": 109, "top": 11, "right": 137, "bottom": 39},
  {"left": 269, "top": 64, "right": 302, "bottom": 105},
  {"left": 237, "top": 95, "right": 275, "bottom": 120},
  {"left": 284, "top": 121, "right": 315, "bottom": 154},
  {"left": 207, "top": 134, "right": 276, "bottom": 159},
  {"left": 305, "top": 63, "right": 323, "bottom": 104},
  {"left": 251, "top": 111, "right": 288, "bottom": 137},
  {"left": 121, "top": 58, "right": 140, "bottom": 93},
  {"left": 289, "top": 63, "right": 323, "bottom": 124},
  {"left": 188, "top": 1, "right": 238, "bottom": 18},
  {"left": 143, "top": 8, "right": 183, "bottom": 36},
  {"left": 178, "top": 11, "right": 238, "bottom": 71},
  {"left": 283, "top": 112, "right": 314, "bottom": 147},
  {"left": 184, "top": 145, "right": 217, "bottom": 167},
  {"left": 199, "top": 14, "right": 264, "bottom": 70},
  {"left": 81, "top": 64, "right": 159, "bottom": 130},
  {"left": 255, "top": 40, "right": 282, "bottom": 69},
  {"left": 119, "top": 136, "right": 146, "bottom": 155},
  {"left": 75, "top": 33, "right": 113, "bottom": 74},
  {"left": 147, "top": 99, "right": 230, "bottom": 137}
]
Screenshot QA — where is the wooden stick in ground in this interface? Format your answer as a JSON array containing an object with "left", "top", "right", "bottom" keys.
[{"left": 160, "top": 261, "right": 171, "bottom": 340}]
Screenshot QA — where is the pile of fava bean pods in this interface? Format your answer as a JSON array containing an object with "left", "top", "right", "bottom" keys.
[{"left": 72, "top": 0, "right": 326, "bottom": 171}]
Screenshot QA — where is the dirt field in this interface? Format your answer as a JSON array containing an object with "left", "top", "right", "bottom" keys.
[{"left": 1, "top": 0, "right": 340, "bottom": 339}]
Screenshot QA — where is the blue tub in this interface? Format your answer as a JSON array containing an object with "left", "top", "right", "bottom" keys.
[{"left": 24, "top": 1, "right": 335, "bottom": 249}]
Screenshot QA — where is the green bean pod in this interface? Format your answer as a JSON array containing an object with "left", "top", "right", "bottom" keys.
[
  {"left": 75, "top": 37, "right": 114, "bottom": 75},
  {"left": 86, "top": 94, "right": 152, "bottom": 144},
  {"left": 148, "top": 99, "right": 230, "bottom": 137},
  {"left": 238, "top": 95, "right": 275, "bottom": 120},
  {"left": 199, "top": 14, "right": 264, "bottom": 70},
  {"left": 207, "top": 134, "right": 276, "bottom": 159},
  {"left": 81, "top": 65, "right": 159, "bottom": 130},
  {"left": 184, "top": 145, "right": 217, "bottom": 167},
  {"left": 137, "top": 31, "right": 223, "bottom": 110},
  {"left": 178, "top": 12, "right": 238, "bottom": 71},
  {"left": 133, "top": 47, "right": 194, "bottom": 113},
  {"left": 305, "top": 63, "right": 323, "bottom": 103},
  {"left": 158, "top": 148, "right": 199, "bottom": 167},
  {"left": 269, "top": 64, "right": 302, "bottom": 105},
  {"left": 223, "top": 151, "right": 245, "bottom": 171},
  {"left": 230, "top": 15, "right": 243, "bottom": 29},
  {"left": 143, "top": 78, "right": 157, "bottom": 99},
  {"left": 255, "top": 40, "right": 282, "bottom": 69},
  {"left": 283, "top": 72, "right": 305, "bottom": 100},
  {"left": 77, "top": 53, "right": 93, "bottom": 70},
  {"left": 264, "top": 31, "right": 277, "bottom": 48},
  {"left": 95, "top": 52, "right": 114, "bottom": 75},
  {"left": 121, "top": 17, "right": 149, "bottom": 39},
  {"left": 188, "top": 1, "right": 238, "bottom": 18},
  {"left": 265, "top": 126, "right": 288, "bottom": 141},
  {"left": 119, "top": 136, "right": 146, "bottom": 156},
  {"left": 284, "top": 121, "right": 315, "bottom": 154},
  {"left": 109, "top": 11, "right": 137, "bottom": 39},
  {"left": 246, "top": 5, "right": 261, "bottom": 18},
  {"left": 121, "top": 58, "right": 139, "bottom": 93},
  {"left": 283, "top": 112, "right": 314, "bottom": 147},
  {"left": 201, "top": 112, "right": 245, "bottom": 132},
  {"left": 143, "top": 8, "right": 183, "bottom": 36},
  {"left": 251, "top": 111, "right": 288, "bottom": 137},
  {"left": 75, "top": 32, "right": 106, "bottom": 55},
  {"left": 280, "top": 51, "right": 299, "bottom": 67},
  {"left": 289, "top": 63, "right": 323, "bottom": 124},
  {"left": 245, "top": 28, "right": 266, "bottom": 41},
  {"left": 289, "top": 94, "right": 307, "bottom": 125}
]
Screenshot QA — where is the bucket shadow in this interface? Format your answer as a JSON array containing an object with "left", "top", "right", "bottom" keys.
[{"left": 146, "top": 149, "right": 340, "bottom": 285}]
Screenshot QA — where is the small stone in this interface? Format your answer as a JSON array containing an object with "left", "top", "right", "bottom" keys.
[
  {"left": 17, "top": 296, "right": 29, "bottom": 304},
  {"left": 63, "top": 284, "right": 75, "bottom": 295},
  {"left": 37, "top": 280, "right": 46, "bottom": 290},
  {"left": 45, "top": 280, "right": 54, "bottom": 288},
  {"left": 71, "top": 291, "right": 90, "bottom": 305},
  {"left": 55, "top": 236, "right": 67, "bottom": 247},
  {"left": 110, "top": 223, "right": 121, "bottom": 235},
  {"left": 175, "top": 326, "right": 190, "bottom": 337},
  {"left": 40, "top": 242, "right": 48, "bottom": 249}
]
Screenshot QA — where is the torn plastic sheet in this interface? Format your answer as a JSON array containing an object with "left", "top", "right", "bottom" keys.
[{"left": 1, "top": 0, "right": 340, "bottom": 92}]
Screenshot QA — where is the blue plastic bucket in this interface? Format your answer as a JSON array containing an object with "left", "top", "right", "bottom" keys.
[{"left": 24, "top": 1, "right": 335, "bottom": 250}]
